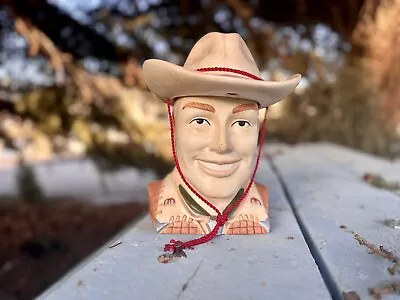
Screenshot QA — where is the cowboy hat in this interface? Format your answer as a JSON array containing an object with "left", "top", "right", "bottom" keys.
[{"left": 142, "top": 32, "right": 301, "bottom": 108}]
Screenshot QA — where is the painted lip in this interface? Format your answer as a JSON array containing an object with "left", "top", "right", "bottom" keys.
[{"left": 196, "top": 159, "right": 241, "bottom": 178}]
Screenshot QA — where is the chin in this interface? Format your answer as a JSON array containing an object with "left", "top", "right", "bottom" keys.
[
  {"left": 180, "top": 161, "right": 253, "bottom": 198},
  {"left": 192, "top": 176, "right": 248, "bottom": 199}
]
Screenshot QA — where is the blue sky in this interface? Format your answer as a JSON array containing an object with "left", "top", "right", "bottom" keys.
[
  {"left": 48, "top": 0, "right": 103, "bottom": 23},
  {"left": 48, "top": 0, "right": 163, "bottom": 23}
]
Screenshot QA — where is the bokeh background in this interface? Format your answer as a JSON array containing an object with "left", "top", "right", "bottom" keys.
[{"left": 0, "top": 0, "right": 399, "bottom": 299}]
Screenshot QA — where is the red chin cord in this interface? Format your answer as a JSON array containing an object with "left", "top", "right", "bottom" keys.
[{"left": 162, "top": 67, "right": 268, "bottom": 254}]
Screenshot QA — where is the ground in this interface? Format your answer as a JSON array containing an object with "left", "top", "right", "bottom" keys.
[{"left": 0, "top": 199, "right": 147, "bottom": 300}]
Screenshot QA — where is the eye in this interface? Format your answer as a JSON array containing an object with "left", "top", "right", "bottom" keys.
[
  {"left": 190, "top": 118, "right": 210, "bottom": 125},
  {"left": 233, "top": 120, "right": 251, "bottom": 127}
]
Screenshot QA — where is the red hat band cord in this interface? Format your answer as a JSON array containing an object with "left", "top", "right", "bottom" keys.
[{"left": 163, "top": 67, "right": 268, "bottom": 256}]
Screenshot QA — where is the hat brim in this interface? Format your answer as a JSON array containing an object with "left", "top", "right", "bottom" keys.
[{"left": 142, "top": 59, "right": 301, "bottom": 108}]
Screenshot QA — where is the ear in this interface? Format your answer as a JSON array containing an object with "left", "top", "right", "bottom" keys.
[
  {"left": 257, "top": 107, "right": 268, "bottom": 143},
  {"left": 258, "top": 108, "right": 267, "bottom": 124},
  {"left": 170, "top": 97, "right": 182, "bottom": 119}
]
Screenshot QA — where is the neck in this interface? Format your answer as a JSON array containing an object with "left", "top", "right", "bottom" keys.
[
  {"left": 171, "top": 168, "right": 243, "bottom": 215},
  {"left": 203, "top": 196, "right": 235, "bottom": 213}
]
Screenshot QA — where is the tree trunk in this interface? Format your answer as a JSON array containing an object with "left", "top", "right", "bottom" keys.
[{"left": 351, "top": 0, "right": 400, "bottom": 126}]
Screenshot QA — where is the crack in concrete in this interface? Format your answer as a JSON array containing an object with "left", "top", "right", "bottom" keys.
[
  {"left": 177, "top": 258, "right": 204, "bottom": 299},
  {"left": 267, "top": 155, "right": 344, "bottom": 300}
]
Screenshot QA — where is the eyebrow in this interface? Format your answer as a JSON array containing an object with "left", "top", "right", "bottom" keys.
[
  {"left": 183, "top": 102, "right": 215, "bottom": 113},
  {"left": 232, "top": 103, "right": 258, "bottom": 114}
]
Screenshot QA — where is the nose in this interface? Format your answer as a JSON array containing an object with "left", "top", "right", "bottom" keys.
[{"left": 209, "top": 126, "right": 232, "bottom": 153}]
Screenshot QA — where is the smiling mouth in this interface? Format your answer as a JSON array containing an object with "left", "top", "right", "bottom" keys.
[{"left": 197, "top": 160, "right": 240, "bottom": 177}]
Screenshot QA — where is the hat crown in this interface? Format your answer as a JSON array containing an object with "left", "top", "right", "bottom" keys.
[{"left": 183, "top": 32, "right": 261, "bottom": 78}]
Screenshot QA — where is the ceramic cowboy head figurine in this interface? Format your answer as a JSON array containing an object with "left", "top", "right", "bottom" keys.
[{"left": 142, "top": 32, "right": 301, "bottom": 242}]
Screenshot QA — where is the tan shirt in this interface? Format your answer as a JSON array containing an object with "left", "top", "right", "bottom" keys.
[{"left": 148, "top": 168, "right": 269, "bottom": 235}]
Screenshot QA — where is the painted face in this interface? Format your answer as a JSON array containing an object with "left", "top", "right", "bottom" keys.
[{"left": 173, "top": 96, "right": 260, "bottom": 199}]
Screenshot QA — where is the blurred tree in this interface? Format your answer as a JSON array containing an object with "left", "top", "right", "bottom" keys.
[
  {"left": 350, "top": 0, "right": 400, "bottom": 125},
  {"left": 0, "top": 0, "right": 398, "bottom": 165},
  {"left": 16, "top": 156, "right": 45, "bottom": 203}
]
